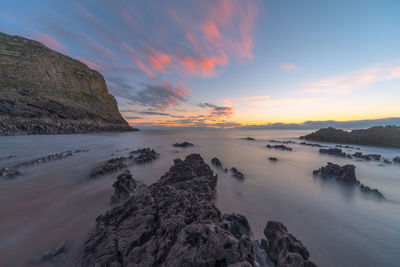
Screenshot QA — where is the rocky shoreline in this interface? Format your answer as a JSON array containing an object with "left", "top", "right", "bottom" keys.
[{"left": 81, "top": 154, "right": 316, "bottom": 266}]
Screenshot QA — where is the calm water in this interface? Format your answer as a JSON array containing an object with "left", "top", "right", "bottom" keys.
[{"left": 0, "top": 130, "right": 399, "bottom": 266}]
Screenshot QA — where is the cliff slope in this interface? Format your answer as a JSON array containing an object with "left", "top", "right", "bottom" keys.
[{"left": 0, "top": 32, "right": 132, "bottom": 135}]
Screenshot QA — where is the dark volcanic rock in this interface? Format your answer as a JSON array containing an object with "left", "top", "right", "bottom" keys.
[
  {"left": 269, "top": 140, "right": 296, "bottom": 144},
  {"left": 241, "top": 137, "right": 256, "bottom": 141},
  {"left": 211, "top": 157, "right": 223, "bottom": 168},
  {"left": 393, "top": 156, "right": 400, "bottom": 163},
  {"left": 0, "top": 168, "right": 20, "bottom": 179},
  {"left": 336, "top": 144, "right": 360, "bottom": 150},
  {"left": 266, "top": 145, "right": 293, "bottom": 151},
  {"left": 129, "top": 148, "right": 159, "bottom": 163},
  {"left": 352, "top": 152, "right": 381, "bottom": 161},
  {"left": 269, "top": 157, "right": 278, "bottom": 162},
  {"left": 319, "top": 148, "right": 347, "bottom": 157},
  {"left": 263, "top": 221, "right": 317, "bottom": 267},
  {"left": 299, "top": 142, "right": 324, "bottom": 147},
  {"left": 30, "top": 242, "right": 68, "bottom": 265},
  {"left": 0, "top": 32, "right": 133, "bottom": 135},
  {"left": 313, "top": 162, "right": 358, "bottom": 184},
  {"left": 0, "top": 154, "right": 16, "bottom": 161},
  {"left": 302, "top": 126, "right": 400, "bottom": 148},
  {"left": 360, "top": 184, "right": 385, "bottom": 199},
  {"left": 383, "top": 158, "right": 392, "bottom": 164},
  {"left": 110, "top": 170, "right": 137, "bottom": 204},
  {"left": 173, "top": 141, "right": 194, "bottom": 148},
  {"left": 82, "top": 154, "right": 255, "bottom": 266},
  {"left": 90, "top": 157, "right": 127, "bottom": 177},
  {"left": 231, "top": 167, "right": 245, "bottom": 180},
  {"left": 14, "top": 151, "right": 74, "bottom": 168}
]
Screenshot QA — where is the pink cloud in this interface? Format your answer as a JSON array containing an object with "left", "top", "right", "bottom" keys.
[
  {"left": 33, "top": 32, "right": 66, "bottom": 51},
  {"left": 78, "top": 57, "right": 101, "bottom": 70},
  {"left": 281, "top": 64, "right": 299, "bottom": 71}
]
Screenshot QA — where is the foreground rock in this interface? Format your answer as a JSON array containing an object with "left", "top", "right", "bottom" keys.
[
  {"left": 231, "top": 167, "right": 245, "bottom": 180},
  {"left": 30, "top": 243, "right": 68, "bottom": 265},
  {"left": 82, "top": 154, "right": 316, "bottom": 266},
  {"left": 110, "top": 170, "right": 137, "bottom": 204},
  {"left": 266, "top": 145, "right": 293, "bottom": 151},
  {"left": 129, "top": 148, "right": 159, "bottom": 163},
  {"left": 173, "top": 141, "right": 194, "bottom": 147},
  {"left": 314, "top": 163, "right": 384, "bottom": 199},
  {"left": 0, "top": 32, "right": 133, "bottom": 135},
  {"left": 302, "top": 126, "right": 400, "bottom": 148},
  {"left": 90, "top": 157, "right": 127, "bottom": 177},
  {"left": 262, "top": 221, "right": 316, "bottom": 267}
]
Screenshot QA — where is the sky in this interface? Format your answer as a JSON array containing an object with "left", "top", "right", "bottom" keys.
[{"left": 1, "top": 0, "right": 400, "bottom": 128}]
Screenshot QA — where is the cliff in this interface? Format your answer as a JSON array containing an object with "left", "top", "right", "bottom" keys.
[
  {"left": 302, "top": 126, "right": 400, "bottom": 148},
  {"left": 0, "top": 32, "right": 133, "bottom": 135}
]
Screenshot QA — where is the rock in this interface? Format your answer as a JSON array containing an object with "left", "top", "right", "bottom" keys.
[
  {"left": 81, "top": 154, "right": 255, "bottom": 266},
  {"left": 241, "top": 137, "right": 256, "bottom": 141},
  {"left": 318, "top": 148, "right": 347, "bottom": 157},
  {"left": 336, "top": 144, "right": 360, "bottom": 150},
  {"left": 0, "top": 168, "right": 20, "bottom": 178},
  {"left": 110, "top": 170, "right": 137, "bottom": 204},
  {"left": 299, "top": 142, "right": 324, "bottom": 147},
  {"left": 0, "top": 154, "right": 16, "bottom": 161},
  {"left": 383, "top": 158, "right": 392, "bottom": 164},
  {"left": 129, "top": 148, "right": 159, "bottom": 164},
  {"left": 269, "top": 140, "right": 296, "bottom": 144},
  {"left": 90, "top": 157, "right": 127, "bottom": 177},
  {"left": 393, "top": 156, "right": 400, "bottom": 163},
  {"left": 173, "top": 141, "right": 194, "bottom": 148},
  {"left": 211, "top": 157, "right": 223, "bottom": 168},
  {"left": 269, "top": 157, "right": 278, "bottom": 161},
  {"left": 30, "top": 242, "right": 68, "bottom": 265},
  {"left": 231, "top": 167, "right": 245, "bottom": 180},
  {"left": 352, "top": 152, "right": 381, "bottom": 161},
  {"left": 313, "top": 162, "right": 358, "bottom": 184},
  {"left": 14, "top": 151, "right": 74, "bottom": 168},
  {"left": 263, "top": 221, "right": 317, "bottom": 267},
  {"left": 266, "top": 145, "right": 293, "bottom": 151},
  {"left": 0, "top": 32, "right": 133, "bottom": 136},
  {"left": 302, "top": 126, "right": 400, "bottom": 148},
  {"left": 359, "top": 184, "right": 385, "bottom": 199}
]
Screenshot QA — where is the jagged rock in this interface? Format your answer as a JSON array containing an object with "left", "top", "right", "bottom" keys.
[
  {"left": 336, "top": 144, "right": 360, "bottom": 150},
  {"left": 173, "top": 141, "right": 194, "bottom": 147},
  {"left": 211, "top": 157, "right": 223, "bottom": 168},
  {"left": 269, "top": 140, "right": 296, "bottom": 144},
  {"left": 14, "top": 151, "right": 74, "bottom": 168},
  {"left": 302, "top": 126, "right": 400, "bottom": 148},
  {"left": 263, "top": 221, "right": 317, "bottom": 267},
  {"left": 266, "top": 145, "right": 293, "bottom": 151},
  {"left": 0, "top": 168, "right": 20, "bottom": 178},
  {"left": 90, "top": 157, "right": 127, "bottom": 177},
  {"left": 81, "top": 154, "right": 255, "bottom": 266},
  {"left": 393, "top": 156, "right": 400, "bottom": 163},
  {"left": 231, "top": 167, "right": 245, "bottom": 180},
  {"left": 0, "top": 32, "right": 133, "bottom": 136},
  {"left": 299, "top": 142, "right": 324, "bottom": 147},
  {"left": 110, "top": 170, "right": 137, "bottom": 204},
  {"left": 352, "top": 152, "right": 381, "bottom": 161},
  {"left": 129, "top": 148, "right": 159, "bottom": 163},
  {"left": 383, "top": 158, "right": 392, "bottom": 164},
  {"left": 318, "top": 148, "right": 347, "bottom": 157},
  {"left": 313, "top": 162, "right": 358, "bottom": 184},
  {"left": 241, "top": 137, "right": 256, "bottom": 141},
  {"left": 30, "top": 242, "right": 68, "bottom": 265},
  {"left": 359, "top": 185, "right": 385, "bottom": 199},
  {"left": 269, "top": 157, "right": 278, "bottom": 162}
]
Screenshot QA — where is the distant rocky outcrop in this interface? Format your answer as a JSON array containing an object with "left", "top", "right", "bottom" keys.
[
  {"left": 173, "top": 141, "right": 194, "bottom": 147},
  {"left": 81, "top": 154, "right": 316, "bottom": 266},
  {"left": 302, "top": 126, "right": 400, "bottom": 148},
  {"left": 0, "top": 32, "right": 133, "bottom": 135},
  {"left": 319, "top": 148, "right": 348, "bottom": 158},
  {"left": 266, "top": 144, "right": 293, "bottom": 151},
  {"left": 129, "top": 148, "right": 159, "bottom": 163},
  {"left": 241, "top": 137, "right": 256, "bottom": 141}
]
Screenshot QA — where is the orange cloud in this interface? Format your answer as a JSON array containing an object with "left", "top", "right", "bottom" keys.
[
  {"left": 148, "top": 52, "right": 172, "bottom": 73},
  {"left": 33, "top": 32, "right": 66, "bottom": 51}
]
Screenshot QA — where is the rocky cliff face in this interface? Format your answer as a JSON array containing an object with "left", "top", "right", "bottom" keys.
[{"left": 0, "top": 32, "right": 133, "bottom": 135}]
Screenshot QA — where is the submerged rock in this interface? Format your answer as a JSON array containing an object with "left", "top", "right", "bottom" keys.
[
  {"left": 393, "top": 156, "right": 400, "bottom": 163},
  {"left": 173, "top": 141, "right": 194, "bottom": 148},
  {"left": 299, "top": 142, "right": 324, "bottom": 147},
  {"left": 318, "top": 148, "right": 347, "bottom": 158},
  {"left": 0, "top": 154, "right": 16, "bottom": 161},
  {"left": 231, "top": 167, "right": 245, "bottom": 180},
  {"left": 241, "top": 137, "right": 256, "bottom": 141},
  {"left": 269, "top": 157, "right": 278, "bottom": 162},
  {"left": 352, "top": 152, "right": 381, "bottom": 161},
  {"left": 0, "top": 168, "right": 20, "bottom": 179},
  {"left": 313, "top": 162, "right": 358, "bottom": 184},
  {"left": 30, "top": 242, "right": 68, "bottom": 265},
  {"left": 110, "top": 170, "right": 137, "bottom": 204},
  {"left": 383, "top": 158, "right": 392, "bottom": 164},
  {"left": 90, "top": 157, "right": 127, "bottom": 177},
  {"left": 266, "top": 144, "right": 293, "bottom": 151},
  {"left": 269, "top": 140, "right": 296, "bottom": 144},
  {"left": 211, "top": 157, "right": 223, "bottom": 168},
  {"left": 129, "top": 148, "right": 159, "bottom": 163},
  {"left": 360, "top": 185, "right": 385, "bottom": 199},
  {"left": 263, "top": 221, "right": 317, "bottom": 267},
  {"left": 336, "top": 144, "right": 360, "bottom": 150}
]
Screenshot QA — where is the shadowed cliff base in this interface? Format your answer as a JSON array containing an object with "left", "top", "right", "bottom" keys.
[{"left": 0, "top": 32, "right": 133, "bottom": 135}]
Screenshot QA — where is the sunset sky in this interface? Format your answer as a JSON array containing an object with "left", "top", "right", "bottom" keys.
[{"left": 1, "top": 0, "right": 399, "bottom": 128}]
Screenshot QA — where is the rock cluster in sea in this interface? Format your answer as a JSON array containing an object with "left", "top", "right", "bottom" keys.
[
  {"left": 313, "top": 162, "right": 384, "bottom": 199},
  {"left": 129, "top": 148, "right": 159, "bottom": 163},
  {"left": 110, "top": 170, "right": 137, "bottom": 204},
  {"left": 81, "top": 154, "right": 316, "bottom": 266},
  {"left": 241, "top": 137, "right": 256, "bottom": 141},
  {"left": 230, "top": 167, "right": 245, "bottom": 180},
  {"left": 173, "top": 141, "right": 194, "bottom": 147},
  {"left": 211, "top": 157, "right": 223, "bottom": 168},
  {"left": 90, "top": 157, "right": 127, "bottom": 177},
  {"left": 266, "top": 144, "right": 293, "bottom": 151},
  {"left": 318, "top": 148, "right": 348, "bottom": 158}
]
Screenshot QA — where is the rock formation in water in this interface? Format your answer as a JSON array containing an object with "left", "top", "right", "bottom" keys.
[
  {"left": 318, "top": 148, "right": 348, "bottom": 158},
  {"left": 302, "top": 126, "right": 400, "bottom": 148},
  {"left": 269, "top": 157, "right": 278, "bottom": 162},
  {"left": 129, "top": 148, "right": 159, "bottom": 163},
  {"left": 393, "top": 156, "right": 400, "bottom": 163},
  {"left": 352, "top": 152, "right": 381, "bottom": 161},
  {"left": 241, "top": 137, "right": 256, "bottom": 141},
  {"left": 82, "top": 154, "right": 317, "bottom": 266},
  {"left": 90, "top": 157, "right": 127, "bottom": 177},
  {"left": 211, "top": 157, "right": 223, "bottom": 168},
  {"left": 266, "top": 144, "right": 293, "bottom": 151},
  {"left": 110, "top": 170, "right": 137, "bottom": 204},
  {"left": 0, "top": 32, "right": 133, "bottom": 135},
  {"left": 231, "top": 167, "right": 245, "bottom": 180},
  {"left": 173, "top": 141, "right": 194, "bottom": 147}
]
